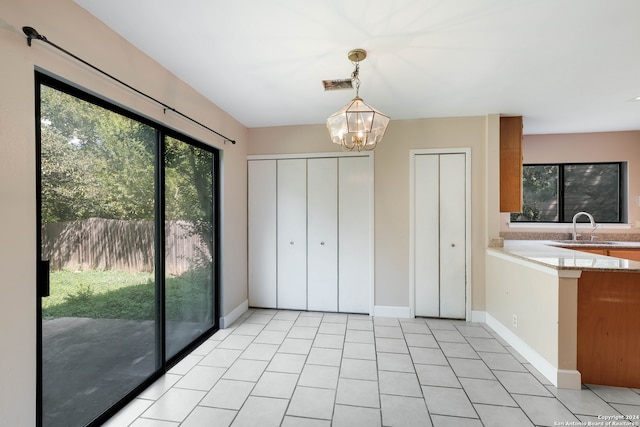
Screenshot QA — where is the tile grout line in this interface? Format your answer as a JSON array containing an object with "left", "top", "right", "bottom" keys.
[
  {"left": 120, "top": 311, "right": 640, "bottom": 427},
  {"left": 399, "top": 317, "right": 436, "bottom": 427},
  {"left": 455, "top": 322, "right": 580, "bottom": 426}
]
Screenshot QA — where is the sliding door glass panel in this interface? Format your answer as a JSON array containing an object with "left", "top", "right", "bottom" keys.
[
  {"left": 164, "top": 136, "right": 215, "bottom": 359},
  {"left": 40, "top": 84, "right": 158, "bottom": 427}
]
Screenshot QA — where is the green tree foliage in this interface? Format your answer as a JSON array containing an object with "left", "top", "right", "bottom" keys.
[
  {"left": 511, "top": 165, "right": 558, "bottom": 222},
  {"left": 511, "top": 164, "right": 620, "bottom": 223},
  {"left": 41, "top": 85, "right": 156, "bottom": 223},
  {"left": 165, "top": 136, "right": 214, "bottom": 261},
  {"left": 564, "top": 164, "right": 619, "bottom": 223},
  {"left": 41, "top": 84, "right": 215, "bottom": 264}
]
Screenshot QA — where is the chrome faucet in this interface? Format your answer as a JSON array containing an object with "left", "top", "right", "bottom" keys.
[{"left": 572, "top": 211, "right": 597, "bottom": 241}]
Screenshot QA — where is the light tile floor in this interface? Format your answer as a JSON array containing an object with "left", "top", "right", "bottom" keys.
[{"left": 104, "top": 310, "right": 640, "bottom": 427}]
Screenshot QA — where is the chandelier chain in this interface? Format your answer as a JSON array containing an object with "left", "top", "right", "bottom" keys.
[{"left": 351, "top": 62, "right": 361, "bottom": 97}]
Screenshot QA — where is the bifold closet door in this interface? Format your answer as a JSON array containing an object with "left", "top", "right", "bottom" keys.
[
  {"left": 248, "top": 160, "right": 277, "bottom": 308},
  {"left": 414, "top": 154, "right": 440, "bottom": 317},
  {"left": 414, "top": 153, "right": 466, "bottom": 319},
  {"left": 307, "top": 158, "right": 338, "bottom": 312},
  {"left": 277, "top": 159, "right": 307, "bottom": 310},
  {"left": 338, "top": 156, "right": 371, "bottom": 314},
  {"left": 439, "top": 153, "right": 466, "bottom": 318}
]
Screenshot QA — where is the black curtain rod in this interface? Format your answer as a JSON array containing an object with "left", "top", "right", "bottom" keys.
[{"left": 22, "top": 26, "right": 236, "bottom": 145}]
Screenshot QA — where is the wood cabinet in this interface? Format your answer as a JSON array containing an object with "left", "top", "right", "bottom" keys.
[
  {"left": 573, "top": 248, "right": 608, "bottom": 255},
  {"left": 569, "top": 247, "right": 640, "bottom": 260},
  {"left": 499, "top": 116, "right": 523, "bottom": 212},
  {"left": 607, "top": 249, "right": 640, "bottom": 262},
  {"left": 248, "top": 155, "right": 372, "bottom": 314},
  {"left": 578, "top": 271, "right": 640, "bottom": 388}
]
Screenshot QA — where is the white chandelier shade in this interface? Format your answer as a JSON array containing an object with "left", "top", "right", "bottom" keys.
[{"left": 327, "top": 96, "right": 390, "bottom": 151}]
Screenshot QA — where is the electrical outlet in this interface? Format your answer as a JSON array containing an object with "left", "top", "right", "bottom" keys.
[{"left": 512, "top": 314, "right": 518, "bottom": 328}]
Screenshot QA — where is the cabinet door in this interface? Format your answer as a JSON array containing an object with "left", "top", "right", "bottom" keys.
[
  {"left": 338, "top": 156, "right": 371, "bottom": 314},
  {"left": 500, "top": 116, "right": 523, "bottom": 212},
  {"left": 414, "top": 154, "right": 440, "bottom": 317},
  {"left": 307, "top": 158, "right": 338, "bottom": 312},
  {"left": 439, "top": 153, "right": 466, "bottom": 319},
  {"left": 248, "top": 160, "right": 277, "bottom": 308},
  {"left": 277, "top": 159, "right": 307, "bottom": 310},
  {"left": 607, "top": 250, "right": 640, "bottom": 261}
]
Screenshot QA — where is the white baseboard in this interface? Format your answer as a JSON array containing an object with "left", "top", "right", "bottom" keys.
[
  {"left": 220, "top": 299, "right": 249, "bottom": 329},
  {"left": 471, "top": 311, "right": 486, "bottom": 323},
  {"left": 484, "top": 312, "right": 581, "bottom": 390},
  {"left": 557, "top": 369, "right": 582, "bottom": 390},
  {"left": 373, "top": 306, "right": 412, "bottom": 318}
]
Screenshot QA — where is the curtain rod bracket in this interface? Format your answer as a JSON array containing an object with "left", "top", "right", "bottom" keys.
[
  {"left": 23, "top": 26, "right": 46, "bottom": 47},
  {"left": 22, "top": 25, "right": 236, "bottom": 145}
]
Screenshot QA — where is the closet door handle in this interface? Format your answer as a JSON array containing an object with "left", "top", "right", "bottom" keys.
[
  {"left": 290, "top": 241, "right": 294, "bottom": 245},
  {"left": 320, "top": 241, "right": 325, "bottom": 246}
]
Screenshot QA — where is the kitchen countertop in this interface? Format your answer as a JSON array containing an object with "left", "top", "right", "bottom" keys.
[{"left": 489, "top": 240, "right": 640, "bottom": 272}]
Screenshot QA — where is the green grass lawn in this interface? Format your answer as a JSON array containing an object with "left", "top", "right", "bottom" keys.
[{"left": 43, "top": 269, "right": 212, "bottom": 321}]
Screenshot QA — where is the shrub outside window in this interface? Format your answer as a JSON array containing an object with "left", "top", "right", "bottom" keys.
[{"left": 510, "top": 162, "right": 625, "bottom": 223}]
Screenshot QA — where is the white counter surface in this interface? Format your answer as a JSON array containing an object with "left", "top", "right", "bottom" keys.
[{"left": 489, "top": 240, "right": 640, "bottom": 272}]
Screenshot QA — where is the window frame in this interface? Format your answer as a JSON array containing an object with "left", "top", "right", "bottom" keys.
[{"left": 512, "top": 161, "right": 627, "bottom": 224}]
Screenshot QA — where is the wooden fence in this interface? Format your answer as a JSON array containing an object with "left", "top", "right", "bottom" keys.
[{"left": 42, "top": 218, "right": 209, "bottom": 275}]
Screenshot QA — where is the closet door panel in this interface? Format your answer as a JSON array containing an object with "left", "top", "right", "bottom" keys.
[
  {"left": 338, "top": 156, "right": 371, "bottom": 314},
  {"left": 307, "top": 158, "right": 338, "bottom": 312},
  {"left": 277, "top": 159, "right": 307, "bottom": 310},
  {"left": 439, "top": 153, "right": 466, "bottom": 319},
  {"left": 248, "top": 160, "right": 277, "bottom": 308},
  {"left": 414, "top": 154, "right": 440, "bottom": 317}
]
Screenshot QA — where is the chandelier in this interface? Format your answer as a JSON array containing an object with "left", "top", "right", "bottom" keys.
[{"left": 326, "top": 49, "right": 390, "bottom": 151}]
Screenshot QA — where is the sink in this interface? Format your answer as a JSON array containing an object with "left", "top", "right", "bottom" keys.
[{"left": 553, "top": 240, "right": 617, "bottom": 245}]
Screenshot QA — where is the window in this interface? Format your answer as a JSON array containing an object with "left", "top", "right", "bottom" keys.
[{"left": 510, "top": 162, "right": 626, "bottom": 223}]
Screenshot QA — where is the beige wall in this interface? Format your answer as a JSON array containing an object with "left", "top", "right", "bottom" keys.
[
  {"left": 486, "top": 253, "right": 560, "bottom": 365},
  {"left": 485, "top": 251, "right": 581, "bottom": 388},
  {"left": 248, "top": 116, "right": 490, "bottom": 311},
  {"left": 0, "top": 1, "right": 248, "bottom": 425},
  {"left": 500, "top": 131, "right": 640, "bottom": 233}
]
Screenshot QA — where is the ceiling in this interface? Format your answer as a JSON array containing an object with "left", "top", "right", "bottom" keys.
[{"left": 74, "top": 0, "right": 640, "bottom": 135}]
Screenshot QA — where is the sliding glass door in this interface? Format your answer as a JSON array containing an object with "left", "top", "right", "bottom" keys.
[
  {"left": 37, "top": 74, "right": 219, "bottom": 427},
  {"left": 164, "top": 136, "right": 216, "bottom": 359}
]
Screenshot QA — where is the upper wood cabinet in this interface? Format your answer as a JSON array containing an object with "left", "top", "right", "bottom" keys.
[{"left": 499, "top": 116, "right": 523, "bottom": 212}]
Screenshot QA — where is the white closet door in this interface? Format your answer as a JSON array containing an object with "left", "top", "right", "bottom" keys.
[
  {"left": 439, "top": 153, "right": 466, "bottom": 318},
  {"left": 414, "top": 154, "right": 440, "bottom": 317},
  {"left": 248, "top": 160, "right": 277, "bottom": 308},
  {"left": 414, "top": 153, "right": 467, "bottom": 319},
  {"left": 307, "top": 158, "right": 338, "bottom": 312},
  {"left": 338, "top": 156, "right": 371, "bottom": 314},
  {"left": 277, "top": 159, "right": 307, "bottom": 310}
]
